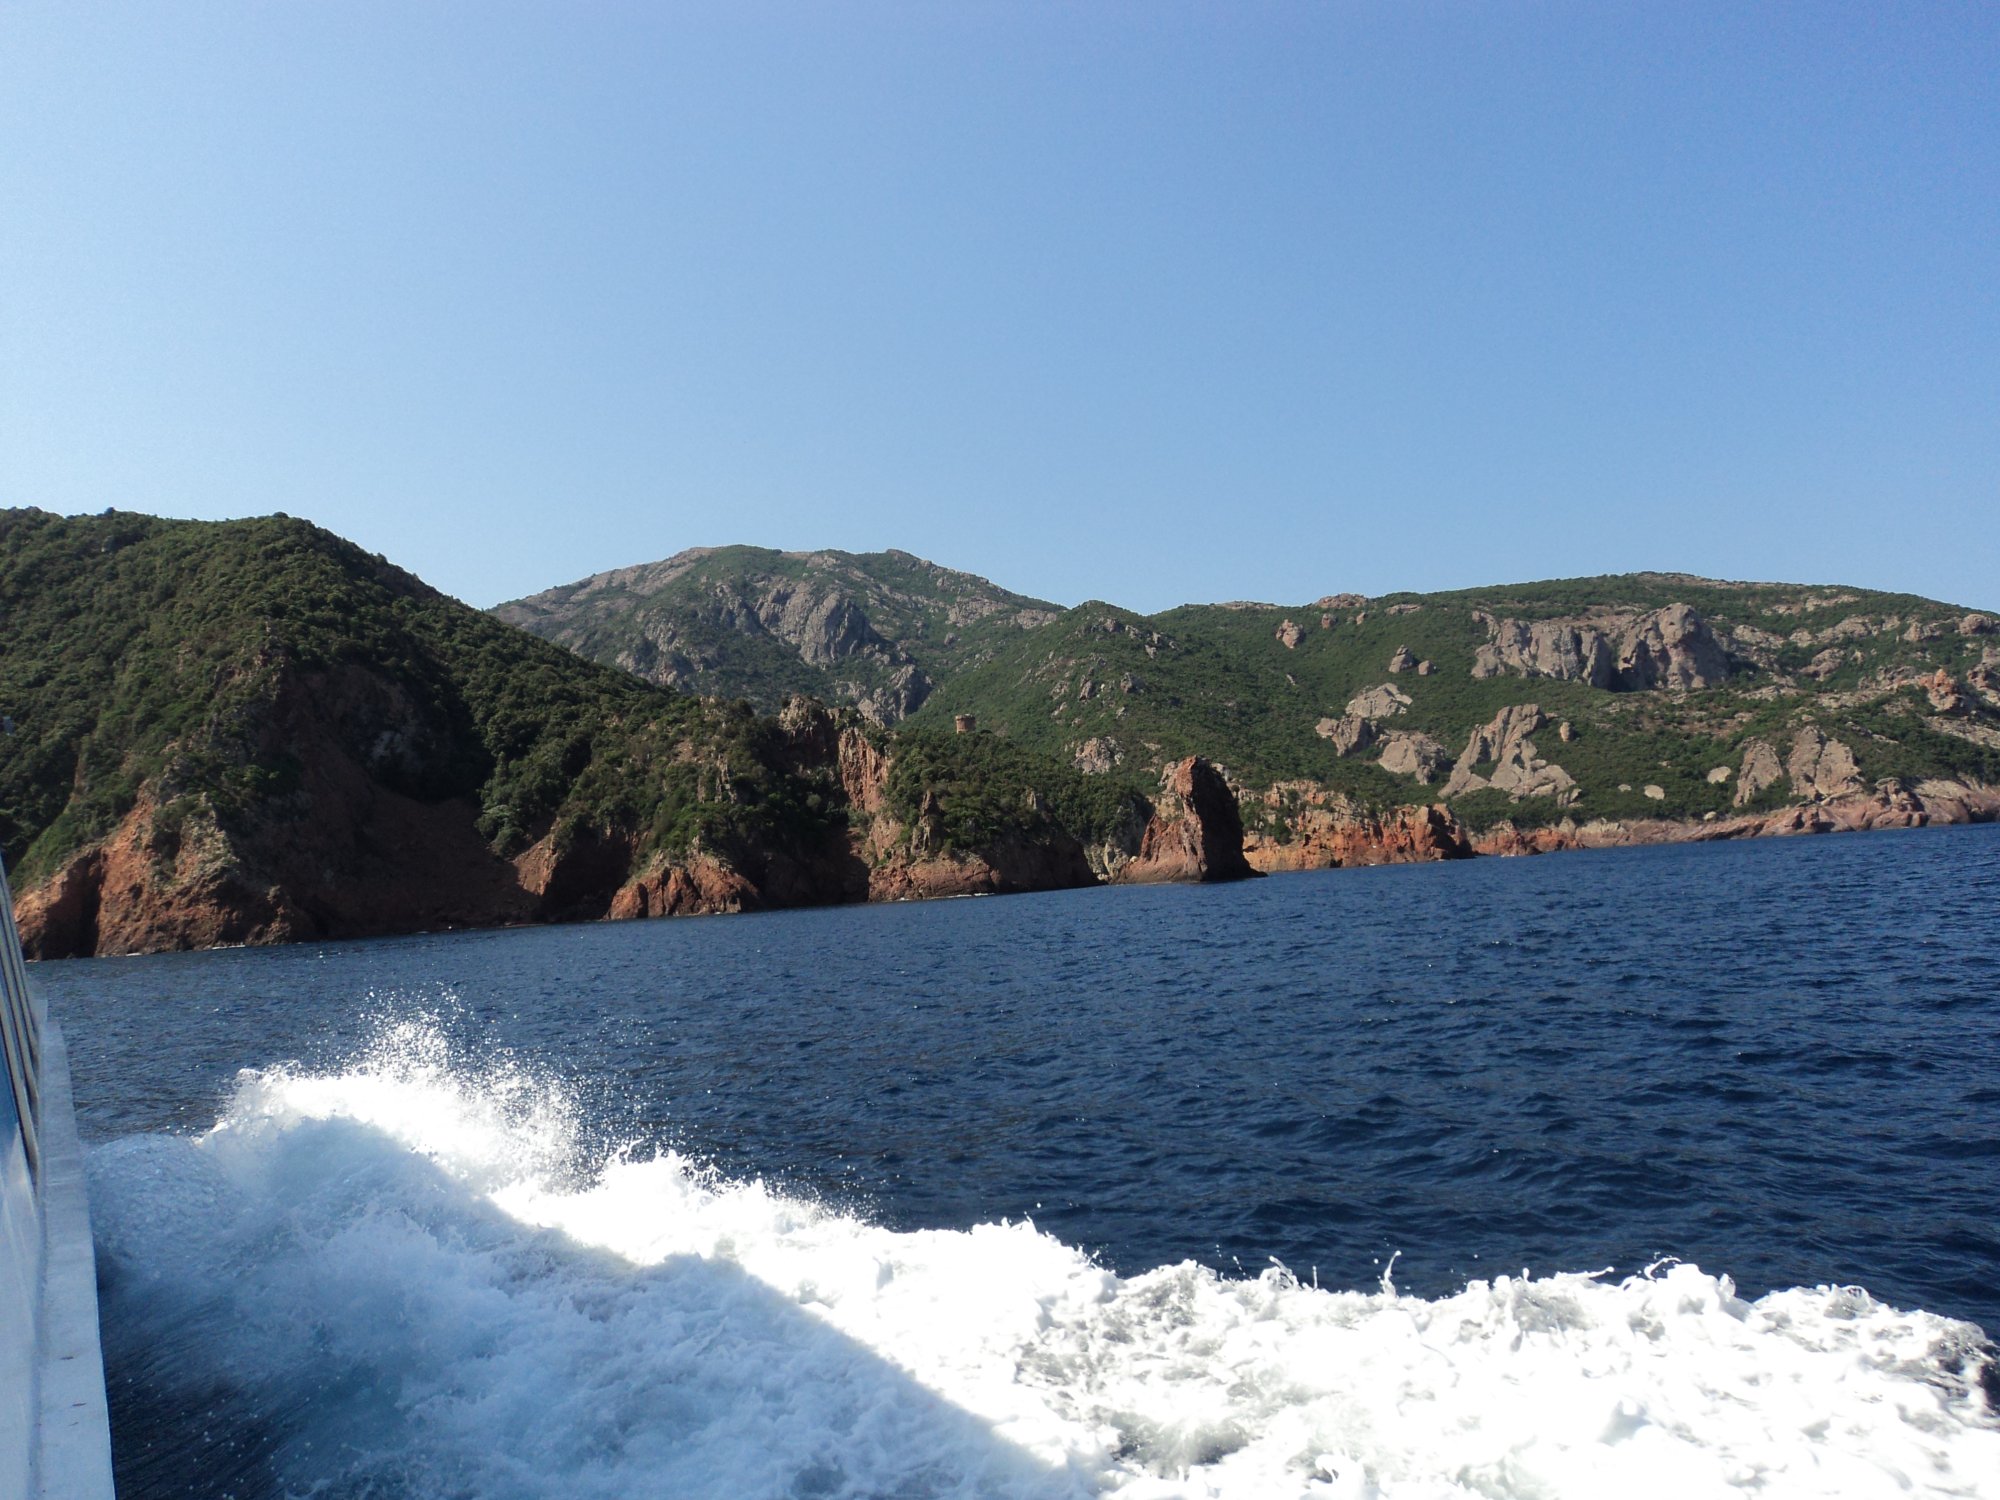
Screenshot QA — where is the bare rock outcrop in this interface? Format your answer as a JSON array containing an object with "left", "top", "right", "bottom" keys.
[
  {"left": 846, "top": 663, "right": 934, "bottom": 724},
  {"left": 1786, "top": 725, "right": 1864, "bottom": 801},
  {"left": 1275, "top": 619, "right": 1305, "bottom": 650},
  {"left": 1378, "top": 731, "right": 1451, "bottom": 784},
  {"left": 15, "top": 797, "right": 305, "bottom": 959},
  {"left": 1316, "top": 683, "right": 1410, "bottom": 759},
  {"left": 1786, "top": 615, "right": 1879, "bottom": 649},
  {"left": 1388, "top": 645, "right": 1416, "bottom": 673},
  {"left": 1926, "top": 717, "right": 2000, "bottom": 752},
  {"left": 1923, "top": 669, "right": 1966, "bottom": 713},
  {"left": 1473, "top": 617, "right": 1616, "bottom": 687},
  {"left": 776, "top": 696, "right": 1106, "bottom": 901},
  {"left": 770, "top": 585, "right": 881, "bottom": 666},
  {"left": 1734, "top": 739, "right": 1784, "bottom": 806},
  {"left": 776, "top": 692, "right": 841, "bottom": 760},
  {"left": 514, "top": 827, "right": 645, "bottom": 922},
  {"left": 835, "top": 727, "right": 891, "bottom": 817},
  {"left": 1443, "top": 704, "right": 1579, "bottom": 805},
  {"left": 777, "top": 696, "right": 891, "bottom": 819},
  {"left": 1731, "top": 623, "right": 1790, "bottom": 653},
  {"left": 1971, "top": 662, "right": 2000, "bottom": 709},
  {"left": 1905, "top": 778, "right": 2000, "bottom": 823},
  {"left": 865, "top": 828, "right": 1099, "bottom": 902},
  {"left": 1613, "top": 604, "right": 1731, "bottom": 691},
  {"left": 1959, "top": 613, "right": 1996, "bottom": 636},
  {"left": 609, "top": 855, "right": 761, "bottom": 919},
  {"left": 1472, "top": 820, "right": 1579, "bottom": 857},
  {"left": 1113, "top": 757, "right": 1253, "bottom": 884},
  {"left": 558, "top": 694, "right": 1129, "bottom": 926},
  {"left": 608, "top": 577, "right": 941, "bottom": 724},
  {"left": 1316, "top": 715, "right": 1378, "bottom": 756},
  {"left": 1471, "top": 604, "right": 1730, "bottom": 693},
  {"left": 1346, "top": 683, "right": 1413, "bottom": 720},
  {"left": 1072, "top": 736, "right": 1124, "bottom": 774},
  {"left": 499, "top": 546, "right": 1071, "bottom": 728},
  {"left": 17, "top": 726, "right": 550, "bottom": 958}
]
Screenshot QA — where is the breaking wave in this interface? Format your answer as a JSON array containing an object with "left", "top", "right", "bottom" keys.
[{"left": 89, "top": 1021, "right": 2000, "bottom": 1499}]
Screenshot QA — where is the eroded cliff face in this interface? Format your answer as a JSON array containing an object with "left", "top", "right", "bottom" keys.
[
  {"left": 1243, "top": 783, "right": 1473, "bottom": 873},
  {"left": 16, "top": 795, "right": 302, "bottom": 959},
  {"left": 606, "top": 855, "right": 766, "bottom": 920},
  {"left": 15, "top": 660, "right": 849, "bottom": 957},
  {"left": 1110, "top": 757, "right": 1253, "bottom": 884},
  {"left": 17, "top": 776, "right": 549, "bottom": 960},
  {"left": 1471, "top": 604, "right": 1732, "bottom": 692},
  {"left": 19, "top": 662, "right": 549, "bottom": 957},
  {"left": 14, "top": 690, "right": 1124, "bottom": 956},
  {"left": 864, "top": 829, "right": 1098, "bottom": 902},
  {"left": 786, "top": 698, "right": 1104, "bottom": 901},
  {"left": 11, "top": 688, "right": 1144, "bottom": 956}
]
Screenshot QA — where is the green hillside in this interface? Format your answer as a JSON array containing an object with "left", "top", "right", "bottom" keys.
[
  {"left": 907, "top": 573, "right": 2000, "bottom": 829},
  {"left": 0, "top": 509, "right": 849, "bottom": 887},
  {"left": 495, "top": 540, "right": 2000, "bottom": 835}
]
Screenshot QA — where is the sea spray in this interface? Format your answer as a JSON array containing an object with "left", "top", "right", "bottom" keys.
[{"left": 89, "top": 1022, "right": 2000, "bottom": 1499}]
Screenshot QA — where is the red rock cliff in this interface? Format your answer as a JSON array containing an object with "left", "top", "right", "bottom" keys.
[
  {"left": 1243, "top": 783, "right": 1473, "bottom": 872},
  {"left": 1112, "top": 757, "right": 1254, "bottom": 884}
]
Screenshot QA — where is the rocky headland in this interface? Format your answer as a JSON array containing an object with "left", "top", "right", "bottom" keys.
[{"left": 0, "top": 512, "right": 1213, "bottom": 959}]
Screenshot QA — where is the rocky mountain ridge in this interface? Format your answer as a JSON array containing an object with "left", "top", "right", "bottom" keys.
[{"left": 494, "top": 545, "right": 1059, "bottom": 726}]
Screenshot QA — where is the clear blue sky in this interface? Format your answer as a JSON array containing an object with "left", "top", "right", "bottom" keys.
[{"left": 4, "top": 3, "right": 1995, "bottom": 612}]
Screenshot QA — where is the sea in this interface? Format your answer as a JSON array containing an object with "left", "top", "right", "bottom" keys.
[{"left": 37, "top": 823, "right": 2000, "bottom": 1499}]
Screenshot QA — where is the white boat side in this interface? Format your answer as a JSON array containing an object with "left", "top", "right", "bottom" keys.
[{"left": 0, "top": 858, "right": 115, "bottom": 1500}]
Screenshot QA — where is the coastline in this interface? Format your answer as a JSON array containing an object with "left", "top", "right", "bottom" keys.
[
  {"left": 18, "top": 773, "right": 1997, "bottom": 961},
  {"left": 1464, "top": 776, "right": 2000, "bottom": 857}
]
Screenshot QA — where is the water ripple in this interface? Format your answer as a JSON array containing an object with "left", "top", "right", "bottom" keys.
[{"left": 41, "top": 822, "right": 2000, "bottom": 1336}]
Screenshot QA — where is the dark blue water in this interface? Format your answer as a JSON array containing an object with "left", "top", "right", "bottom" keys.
[{"left": 44, "top": 823, "right": 2000, "bottom": 1332}]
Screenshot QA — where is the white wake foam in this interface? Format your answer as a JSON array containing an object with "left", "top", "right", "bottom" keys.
[{"left": 88, "top": 1022, "right": 1999, "bottom": 1499}]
